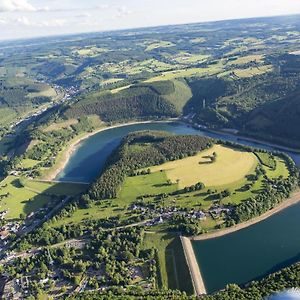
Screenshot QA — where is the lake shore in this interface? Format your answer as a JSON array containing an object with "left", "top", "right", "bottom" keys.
[
  {"left": 192, "top": 190, "right": 300, "bottom": 241},
  {"left": 181, "top": 236, "right": 207, "bottom": 295},
  {"left": 185, "top": 191, "right": 300, "bottom": 295},
  {"left": 43, "top": 119, "right": 178, "bottom": 181},
  {"left": 202, "top": 126, "right": 300, "bottom": 154},
  {"left": 44, "top": 118, "right": 300, "bottom": 181}
]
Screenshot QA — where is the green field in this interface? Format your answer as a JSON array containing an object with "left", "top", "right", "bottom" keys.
[
  {"left": 149, "top": 145, "right": 257, "bottom": 188},
  {"left": 0, "top": 176, "right": 87, "bottom": 220},
  {"left": 142, "top": 232, "right": 194, "bottom": 294},
  {"left": 145, "top": 64, "right": 224, "bottom": 83},
  {"left": 145, "top": 41, "right": 175, "bottom": 51},
  {"left": 227, "top": 54, "right": 264, "bottom": 65},
  {"left": 53, "top": 146, "right": 289, "bottom": 229},
  {"left": 233, "top": 65, "right": 273, "bottom": 78},
  {"left": 53, "top": 171, "right": 178, "bottom": 227}
]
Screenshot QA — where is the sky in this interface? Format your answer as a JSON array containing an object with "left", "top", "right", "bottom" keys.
[{"left": 0, "top": 0, "right": 300, "bottom": 41}]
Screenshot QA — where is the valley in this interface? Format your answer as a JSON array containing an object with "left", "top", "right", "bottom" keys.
[{"left": 0, "top": 14, "right": 300, "bottom": 300}]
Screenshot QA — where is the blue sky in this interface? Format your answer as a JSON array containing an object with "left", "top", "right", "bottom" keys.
[{"left": 0, "top": 0, "right": 300, "bottom": 40}]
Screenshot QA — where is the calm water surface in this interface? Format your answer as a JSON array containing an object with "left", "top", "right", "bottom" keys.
[{"left": 55, "top": 122, "right": 300, "bottom": 293}]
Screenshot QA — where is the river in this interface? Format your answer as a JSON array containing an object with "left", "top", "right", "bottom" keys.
[{"left": 55, "top": 121, "right": 300, "bottom": 294}]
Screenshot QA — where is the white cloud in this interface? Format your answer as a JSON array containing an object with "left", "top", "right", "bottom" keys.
[
  {"left": 75, "top": 12, "right": 91, "bottom": 19},
  {"left": 16, "top": 15, "right": 31, "bottom": 25},
  {"left": 13, "top": 15, "right": 66, "bottom": 27},
  {"left": 95, "top": 4, "right": 109, "bottom": 10},
  {"left": 116, "top": 5, "right": 132, "bottom": 18},
  {"left": 0, "top": 16, "right": 7, "bottom": 24},
  {"left": 39, "top": 18, "right": 66, "bottom": 27},
  {"left": 0, "top": 0, "right": 36, "bottom": 12}
]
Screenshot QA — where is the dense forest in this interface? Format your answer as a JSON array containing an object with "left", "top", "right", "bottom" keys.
[
  {"left": 64, "top": 81, "right": 187, "bottom": 122},
  {"left": 187, "top": 54, "right": 300, "bottom": 147}
]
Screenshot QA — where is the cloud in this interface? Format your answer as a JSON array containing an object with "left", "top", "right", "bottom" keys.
[
  {"left": 0, "top": 0, "right": 36, "bottom": 12},
  {"left": 75, "top": 12, "right": 91, "bottom": 19},
  {"left": 13, "top": 15, "right": 66, "bottom": 27},
  {"left": 95, "top": 4, "right": 109, "bottom": 10},
  {"left": 116, "top": 5, "right": 132, "bottom": 18},
  {"left": 16, "top": 15, "right": 31, "bottom": 25}
]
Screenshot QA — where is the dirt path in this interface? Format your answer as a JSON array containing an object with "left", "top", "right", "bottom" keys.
[
  {"left": 180, "top": 236, "right": 207, "bottom": 295},
  {"left": 192, "top": 190, "right": 300, "bottom": 241}
]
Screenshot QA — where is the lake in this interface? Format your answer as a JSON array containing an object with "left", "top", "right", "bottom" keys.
[{"left": 55, "top": 121, "right": 300, "bottom": 293}]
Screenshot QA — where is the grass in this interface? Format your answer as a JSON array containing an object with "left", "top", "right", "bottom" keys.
[
  {"left": 149, "top": 145, "right": 257, "bottom": 188},
  {"left": 43, "top": 119, "right": 78, "bottom": 132},
  {"left": 73, "top": 47, "right": 108, "bottom": 57},
  {"left": 121, "top": 172, "right": 177, "bottom": 198},
  {"left": 142, "top": 232, "right": 194, "bottom": 294},
  {"left": 227, "top": 54, "right": 264, "bottom": 65},
  {"left": 233, "top": 65, "right": 273, "bottom": 78},
  {"left": 53, "top": 172, "right": 178, "bottom": 227},
  {"left": 145, "top": 41, "right": 175, "bottom": 52},
  {"left": 145, "top": 64, "right": 224, "bottom": 83},
  {"left": 0, "top": 176, "right": 87, "bottom": 220},
  {"left": 0, "top": 108, "right": 17, "bottom": 126},
  {"left": 190, "top": 37, "right": 206, "bottom": 44},
  {"left": 23, "top": 179, "right": 88, "bottom": 196},
  {"left": 254, "top": 152, "right": 276, "bottom": 169},
  {"left": 0, "top": 176, "right": 51, "bottom": 220},
  {"left": 163, "top": 79, "right": 192, "bottom": 111},
  {"left": 265, "top": 158, "right": 289, "bottom": 179},
  {"left": 27, "top": 85, "right": 57, "bottom": 99},
  {"left": 19, "top": 158, "right": 40, "bottom": 169},
  {"left": 51, "top": 147, "right": 289, "bottom": 231},
  {"left": 101, "top": 78, "right": 124, "bottom": 86},
  {"left": 111, "top": 85, "right": 132, "bottom": 94},
  {"left": 173, "top": 53, "right": 210, "bottom": 65}
]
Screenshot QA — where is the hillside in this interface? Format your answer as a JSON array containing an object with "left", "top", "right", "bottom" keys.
[
  {"left": 64, "top": 80, "right": 192, "bottom": 122},
  {"left": 187, "top": 54, "right": 300, "bottom": 147}
]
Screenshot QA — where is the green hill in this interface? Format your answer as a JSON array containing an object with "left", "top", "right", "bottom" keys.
[{"left": 65, "top": 79, "right": 192, "bottom": 122}]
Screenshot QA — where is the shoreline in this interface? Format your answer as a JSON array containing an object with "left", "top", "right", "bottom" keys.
[
  {"left": 44, "top": 118, "right": 300, "bottom": 181},
  {"left": 180, "top": 236, "right": 207, "bottom": 295},
  {"left": 184, "top": 190, "right": 300, "bottom": 295},
  {"left": 191, "top": 190, "right": 300, "bottom": 241},
  {"left": 199, "top": 126, "right": 300, "bottom": 154},
  {"left": 43, "top": 119, "right": 178, "bottom": 181}
]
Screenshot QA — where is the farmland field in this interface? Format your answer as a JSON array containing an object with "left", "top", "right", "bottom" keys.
[{"left": 149, "top": 145, "right": 257, "bottom": 188}]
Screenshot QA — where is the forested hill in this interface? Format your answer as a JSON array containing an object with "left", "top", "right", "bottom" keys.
[
  {"left": 2, "top": 14, "right": 300, "bottom": 147},
  {"left": 63, "top": 53, "right": 300, "bottom": 147},
  {"left": 64, "top": 79, "right": 192, "bottom": 122},
  {"left": 86, "top": 131, "right": 213, "bottom": 201},
  {"left": 186, "top": 54, "right": 300, "bottom": 147}
]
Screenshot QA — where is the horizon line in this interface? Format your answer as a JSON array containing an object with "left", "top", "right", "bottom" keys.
[{"left": 0, "top": 12, "right": 299, "bottom": 45}]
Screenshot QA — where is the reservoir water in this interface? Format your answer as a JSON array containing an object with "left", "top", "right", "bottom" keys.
[{"left": 55, "top": 121, "right": 300, "bottom": 293}]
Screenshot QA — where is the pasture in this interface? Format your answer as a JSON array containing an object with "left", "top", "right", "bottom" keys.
[
  {"left": 233, "top": 65, "right": 273, "bottom": 78},
  {"left": 227, "top": 54, "right": 264, "bottom": 65},
  {"left": 0, "top": 176, "right": 87, "bottom": 220},
  {"left": 149, "top": 145, "right": 257, "bottom": 188},
  {"left": 51, "top": 145, "right": 289, "bottom": 232}
]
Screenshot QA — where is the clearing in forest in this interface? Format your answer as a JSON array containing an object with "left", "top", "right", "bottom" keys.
[{"left": 149, "top": 145, "right": 257, "bottom": 188}]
